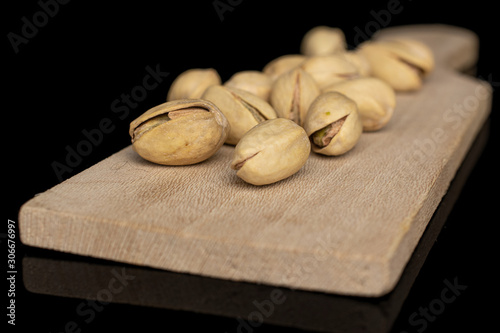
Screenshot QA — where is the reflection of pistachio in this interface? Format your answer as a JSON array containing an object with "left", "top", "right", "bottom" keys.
[
  {"left": 129, "top": 99, "right": 229, "bottom": 165},
  {"left": 231, "top": 118, "right": 310, "bottom": 186},
  {"left": 167, "top": 68, "right": 221, "bottom": 101},
  {"left": 262, "top": 54, "right": 307, "bottom": 81},
  {"left": 323, "top": 77, "right": 396, "bottom": 131},
  {"left": 300, "top": 26, "right": 346, "bottom": 56},
  {"left": 269, "top": 68, "right": 320, "bottom": 126},
  {"left": 224, "top": 70, "right": 273, "bottom": 101},
  {"left": 202, "top": 85, "right": 277, "bottom": 145},
  {"left": 358, "top": 38, "right": 434, "bottom": 91},
  {"left": 300, "top": 55, "right": 359, "bottom": 89},
  {"left": 303, "top": 92, "right": 362, "bottom": 156}
]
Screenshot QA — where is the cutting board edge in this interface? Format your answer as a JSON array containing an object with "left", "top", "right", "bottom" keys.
[{"left": 382, "top": 77, "right": 493, "bottom": 296}]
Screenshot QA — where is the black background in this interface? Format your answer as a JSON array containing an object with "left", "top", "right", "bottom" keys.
[{"left": 5, "top": 0, "right": 499, "bottom": 332}]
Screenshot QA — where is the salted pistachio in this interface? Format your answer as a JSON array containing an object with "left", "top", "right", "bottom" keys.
[
  {"left": 342, "top": 50, "right": 371, "bottom": 77},
  {"left": 303, "top": 92, "right": 362, "bottom": 156},
  {"left": 323, "top": 77, "right": 396, "bottom": 131},
  {"left": 269, "top": 68, "right": 320, "bottom": 126},
  {"left": 202, "top": 85, "right": 277, "bottom": 145},
  {"left": 224, "top": 70, "right": 273, "bottom": 101},
  {"left": 300, "top": 26, "right": 346, "bottom": 56},
  {"left": 262, "top": 54, "right": 307, "bottom": 81},
  {"left": 230, "top": 118, "right": 310, "bottom": 186},
  {"left": 129, "top": 99, "right": 229, "bottom": 165},
  {"left": 358, "top": 38, "right": 434, "bottom": 91},
  {"left": 167, "top": 68, "right": 221, "bottom": 101},
  {"left": 300, "top": 55, "right": 359, "bottom": 89}
]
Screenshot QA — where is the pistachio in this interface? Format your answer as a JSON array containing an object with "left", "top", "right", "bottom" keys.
[
  {"left": 262, "top": 54, "right": 307, "bottom": 81},
  {"left": 269, "top": 68, "right": 320, "bottom": 126},
  {"left": 358, "top": 38, "right": 434, "bottom": 91},
  {"left": 166, "top": 68, "right": 221, "bottom": 101},
  {"left": 342, "top": 50, "right": 371, "bottom": 77},
  {"left": 202, "top": 85, "right": 277, "bottom": 145},
  {"left": 230, "top": 118, "right": 310, "bottom": 186},
  {"left": 323, "top": 77, "right": 396, "bottom": 131},
  {"left": 224, "top": 70, "right": 273, "bottom": 101},
  {"left": 303, "top": 92, "right": 362, "bottom": 156},
  {"left": 300, "top": 55, "right": 359, "bottom": 89},
  {"left": 129, "top": 99, "right": 229, "bottom": 165},
  {"left": 300, "top": 26, "right": 346, "bottom": 56}
]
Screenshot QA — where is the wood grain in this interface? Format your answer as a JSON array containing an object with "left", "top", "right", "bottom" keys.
[{"left": 19, "top": 24, "right": 492, "bottom": 297}]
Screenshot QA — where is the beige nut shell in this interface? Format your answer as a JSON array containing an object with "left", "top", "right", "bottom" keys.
[
  {"left": 300, "top": 26, "right": 347, "bottom": 56},
  {"left": 358, "top": 38, "right": 434, "bottom": 91},
  {"left": 231, "top": 118, "right": 311, "bottom": 186},
  {"left": 202, "top": 85, "right": 277, "bottom": 145},
  {"left": 303, "top": 92, "right": 362, "bottom": 156},
  {"left": 269, "top": 68, "right": 320, "bottom": 126},
  {"left": 262, "top": 54, "right": 307, "bottom": 81},
  {"left": 300, "top": 55, "right": 359, "bottom": 89},
  {"left": 323, "top": 77, "right": 396, "bottom": 131},
  {"left": 224, "top": 70, "right": 273, "bottom": 101},
  {"left": 129, "top": 99, "right": 229, "bottom": 165},
  {"left": 167, "top": 68, "right": 221, "bottom": 101}
]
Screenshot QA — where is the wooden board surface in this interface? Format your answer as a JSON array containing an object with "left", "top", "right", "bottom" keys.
[{"left": 19, "top": 24, "right": 492, "bottom": 297}]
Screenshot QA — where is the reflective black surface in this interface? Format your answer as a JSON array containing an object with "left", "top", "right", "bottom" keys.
[{"left": 6, "top": 1, "right": 498, "bottom": 332}]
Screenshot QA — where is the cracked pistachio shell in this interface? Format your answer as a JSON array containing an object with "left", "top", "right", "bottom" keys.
[
  {"left": 129, "top": 99, "right": 229, "bottom": 165},
  {"left": 167, "top": 68, "right": 221, "bottom": 101},
  {"left": 202, "top": 85, "right": 277, "bottom": 145},
  {"left": 262, "top": 54, "right": 307, "bottom": 81},
  {"left": 230, "top": 118, "right": 310, "bottom": 186},
  {"left": 303, "top": 92, "right": 362, "bottom": 156},
  {"left": 224, "top": 70, "right": 273, "bottom": 101},
  {"left": 358, "top": 38, "right": 434, "bottom": 91},
  {"left": 269, "top": 68, "right": 320, "bottom": 126},
  {"left": 300, "top": 55, "right": 360, "bottom": 89},
  {"left": 323, "top": 77, "right": 396, "bottom": 131},
  {"left": 300, "top": 26, "right": 347, "bottom": 56}
]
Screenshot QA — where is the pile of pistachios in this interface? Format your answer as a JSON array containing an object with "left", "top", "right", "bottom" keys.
[{"left": 129, "top": 26, "right": 435, "bottom": 185}]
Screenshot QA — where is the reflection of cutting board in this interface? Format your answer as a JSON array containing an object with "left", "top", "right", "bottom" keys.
[{"left": 19, "top": 24, "right": 492, "bottom": 297}]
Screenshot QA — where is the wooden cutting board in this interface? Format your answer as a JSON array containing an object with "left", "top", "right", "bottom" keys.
[{"left": 19, "top": 24, "right": 492, "bottom": 297}]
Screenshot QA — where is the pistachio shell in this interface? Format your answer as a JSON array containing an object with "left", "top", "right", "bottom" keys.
[
  {"left": 262, "top": 54, "right": 307, "bottom": 81},
  {"left": 323, "top": 77, "right": 396, "bottom": 131},
  {"left": 166, "top": 68, "right": 221, "bottom": 101},
  {"left": 303, "top": 92, "right": 362, "bottom": 156},
  {"left": 300, "top": 55, "right": 359, "bottom": 89},
  {"left": 342, "top": 50, "right": 371, "bottom": 77},
  {"left": 231, "top": 118, "right": 310, "bottom": 186},
  {"left": 202, "top": 85, "right": 277, "bottom": 145},
  {"left": 300, "top": 26, "right": 346, "bottom": 56},
  {"left": 269, "top": 68, "right": 320, "bottom": 126},
  {"left": 358, "top": 38, "right": 434, "bottom": 91},
  {"left": 129, "top": 99, "right": 229, "bottom": 165},
  {"left": 224, "top": 70, "right": 273, "bottom": 101}
]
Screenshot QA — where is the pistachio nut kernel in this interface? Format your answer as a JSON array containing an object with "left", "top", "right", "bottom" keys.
[
  {"left": 262, "top": 54, "right": 307, "bottom": 82},
  {"left": 167, "top": 68, "right": 221, "bottom": 101},
  {"left": 300, "top": 26, "right": 347, "bottom": 56},
  {"left": 304, "top": 92, "right": 362, "bottom": 156},
  {"left": 230, "top": 118, "right": 310, "bottom": 186},
  {"left": 269, "top": 68, "right": 320, "bottom": 126},
  {"left": 358, "top": 38, "right": 434, "bottom": 91},
  {"left": 202, "top": 85, "right": 277, "bottom": 145},
  {"left": 300, "top": 55, "right": 360, "bottom": 89},
  {"left": 129, "top": 99, "right": 229, "bottom": 165},
  {"left": 224, "top": 70, "right": 273, "bottom": 101},
  {"left": 323, "top": 77, "right": 396, "bottom": 131}
]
